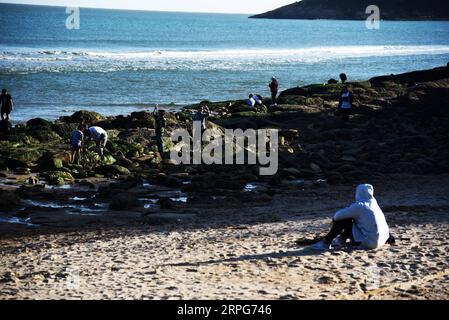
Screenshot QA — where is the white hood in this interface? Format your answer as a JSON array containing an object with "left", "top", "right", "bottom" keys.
[
  {"left": 334, "top": 184, "right": 390, "bottom": 249},
  {"left": 356, "top": 184, "right": 375, "bottom": 202}
]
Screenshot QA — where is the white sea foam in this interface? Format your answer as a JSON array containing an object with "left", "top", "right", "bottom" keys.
[
  {"left": 2, "top": 45, "right": 449, "bottom": 74},
  {"left": 86, "top": 45, "right": 449, "bottom": 60}
]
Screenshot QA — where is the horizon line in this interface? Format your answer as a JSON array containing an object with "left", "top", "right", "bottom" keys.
[{"left": 0, "top": 1, "right": 259, "bottom": 15}]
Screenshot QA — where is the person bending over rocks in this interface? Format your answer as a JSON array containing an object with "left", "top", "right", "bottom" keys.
[
  {"left": 0, "top": 89, "right": 14, "bottom": 121},
  {"left": 311, "top": 184, "right": 393, "bottom": 251},
  {"left": 247, "top": 94, "right": 263, "bottom": 108},
  {"left": 84, "top": 126, "right": 108, "bottom": 158},
  {"left": 247, "top": 94, "right": 256, "bottom": 108},
  {"left": 70, "top": 125, "right": 85, "bottom": 164}
]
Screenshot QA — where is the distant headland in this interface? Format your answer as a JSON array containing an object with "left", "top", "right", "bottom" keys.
[{"left": 250, "top": 0, "right": 449, "bottom": 20}]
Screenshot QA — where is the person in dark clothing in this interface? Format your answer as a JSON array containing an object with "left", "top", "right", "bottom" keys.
[
  {"left": 154, "top": 106, "right": 167, "bottom": 157},
  {"left": 0, "top": 89, "right": 14, "bottom": 121},
  {"left": 340, "top": 73, "right": 348, "bottom": 84},
  {"left": 322, "top": 218, "right": 356, "bottom": 245},
  {"left": 193, "top": 105, "right": 209, "bottom": 138},
  {"left": 338, "top": 86, "right": 354, "bottom": 122},
  {"left": 269, "top": 77, "right": 279, "bottom": 106},
  {"left": 70, "top": 125, "right": 85, "bottom": 164}
]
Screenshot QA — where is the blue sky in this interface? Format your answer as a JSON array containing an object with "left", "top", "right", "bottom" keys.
[{"left": 0, "top": 0, "right": 295, "bottom": 14}]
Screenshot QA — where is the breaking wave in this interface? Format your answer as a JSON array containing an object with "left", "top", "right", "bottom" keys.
[{"left": 2, "top": 45, "right": 449, "bottom": 74}]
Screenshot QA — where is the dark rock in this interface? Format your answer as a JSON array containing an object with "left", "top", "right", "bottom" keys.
[
  {"left": 115, "top": 156, "right": 133, "bottom": 167},
  {"left": 3, "top": 158, "right": 29, "bottom": 169},
  {"left": 14, "top": 210, "right": 30, "bottom": 219},
  {"left": 50, "top": 122, "right": 78, "bottom": 139},
  {"left": 61, "top": 110, "right": 104, "bottom": 124},
  {"left": 0, "top": 190, "right": 24, "bottom": 210},
  {"left": 95, "top": 165, "right": 131, "bottom": 177},
  {"left": 15, "top": 167, "right": 31, "bottom": 175},
  {"left": 0, "top": 120, "right": 12, "bottom": 133},
  {"left": 268, "top": 175, "right": 283, "bottom": 186},
  {"left": 41, "top": 171, "right": 75, "bottom": 185},
  {"left": 36, "top": 152, "right": 70, "bottom": 172},
  {"left": 78, "top": 180, "right": 97, "bottom": 190},
  {"left": 27, "top": 128, "right": 61, "bottom": 143},
  {"left": 26, "top": 118, "right": 52, "bottom": 127},
  {"left": 102, "top": 154, "right": 117, "bottom": 165},
  {"left": 336, "top": 164, "right": 356, "bottom": 173},
  {"left": 370, "top": 66, "right": 449, "bottom": 85},
  {"left": 155, "top": 174, "right": 184, "bottom": 188},
  {"left": 109, "top": 193, "right": 141, "bottom": 211},
  {"left": 13, "top": 149, "right": 43, "bottom": 165},
  {"left": 157, "top": 198, "right": 175, "bottom": 209},
  {"left": 325, "top": 172, "right": 345, "bottom": 184},
  {"left": 1, "top": 133, "right": 38, "bottom": 145}
]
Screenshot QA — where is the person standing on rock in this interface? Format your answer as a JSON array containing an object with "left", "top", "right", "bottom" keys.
[
  {"left": 311, "top": 184, "right": 392, "bottom": 251},
  {"left": 84, "top": 126, "right": 108, "bottom": 159},
  {"left": 70, "top": 125, "right": 84, "bottom": 164},
  {"left": 0, "top": 89, "right": 14, "bottom": 121},
  {"left": 154, "top": 107, "right": 167, "bottom": 157},
  {"left": 338, "top": 86, "right": 353, "bottom": 121},
  {"left": 193, "top": 105, "right": 209, "bottom": 138},
  {"left": 269, "top": 77, "right": 279, "bottom": 106}
]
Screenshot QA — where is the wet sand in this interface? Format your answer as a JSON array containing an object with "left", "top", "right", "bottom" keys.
[{"left": 0, "top": 174, "right": 448, "bottom": 300}]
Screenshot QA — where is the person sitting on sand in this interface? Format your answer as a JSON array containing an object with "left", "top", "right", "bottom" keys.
[
  {"left": 0, "top": 89, "right": 14, "bottom": 122},
  {"left": 338, "top": 86, "right": 353, "bottom": 122},
  {"left": 70, "top": 125, "right": 84, "bottom": 164},
  {"left": 84, "top": 126, "right": 108, "bottom": 159},
  {"left": 311, "top": 184, "right": 391, "bottom": 251}
]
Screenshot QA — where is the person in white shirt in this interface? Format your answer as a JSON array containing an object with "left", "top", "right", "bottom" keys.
[
  {"left": 253, "top": 94, "right": 263, "bottom": 106},
  {"left": 247, "top": 94, "right": 256, "bottom": 108},
  {"left": 338, "top": 86, "right": 354, "bottom": 121},
  {"left": 311, "top": 184, "right": 392, "bottom": 250},
  {"left": 84, "top": 126, "right": 108, "bottom": 158}
]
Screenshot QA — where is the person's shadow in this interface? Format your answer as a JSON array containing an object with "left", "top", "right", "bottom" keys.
[
  {"left": 161, "top": 241, "right": 372, "bottom": 268},
  {"left": 162, "top": 247, "right": 327, "bottom": 268}
]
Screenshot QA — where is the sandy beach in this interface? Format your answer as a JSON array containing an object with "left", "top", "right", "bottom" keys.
[
  {"left": 1, "top": 65, "right": 448, "bottom": 300},
  {"left": 1, "top": 174, "right": 448, "bottom": 300},
  {"left": 1, "top": 1, "right": 449, "bottom": 303}
]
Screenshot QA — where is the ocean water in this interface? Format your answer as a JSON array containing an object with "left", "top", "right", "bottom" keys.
[{"left": 1, "top": 3, "right": 449, "bottom": 122}]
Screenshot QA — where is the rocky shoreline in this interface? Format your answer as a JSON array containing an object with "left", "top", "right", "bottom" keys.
[
  {"left": 0, "top": 65, "right": 448, "bottom": 232},
  {"left": 0, "top": 64, "right": 448, "bottom": 299}
]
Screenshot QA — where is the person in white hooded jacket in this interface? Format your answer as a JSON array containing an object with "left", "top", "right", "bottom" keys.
[{"left": 311, "top": 184, "right": 391, "bottom": 250}]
